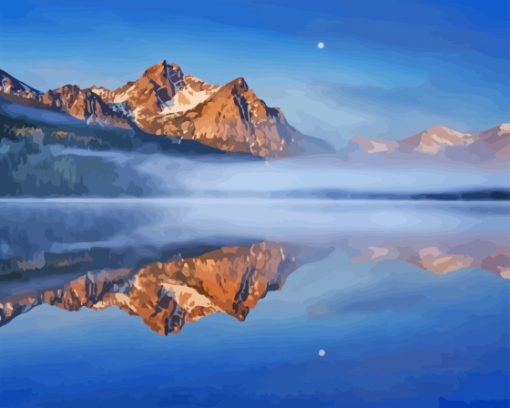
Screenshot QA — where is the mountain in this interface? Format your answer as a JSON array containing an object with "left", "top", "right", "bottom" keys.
[
  {"left": 42, "top": 85, "right": 131, "bottom": 128},
  {"left": 0, "top": 241, "right": 312, "bottom": 335},
  {"left": 0, "top": 91, "right": 244, "bottom": 197},
  {"left": 0, "top": 69, "right": 42, "bottom": 102},
  {"left": 0, "top": 61, "right": 331, "bottom": 158},
  {"left": 349, "top": 123, "right": 510, "bottom": 164}
]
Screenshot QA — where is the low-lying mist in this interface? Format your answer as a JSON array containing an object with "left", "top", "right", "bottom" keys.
[
  {"left": 2, "top": 99, "right": 508, "bottom": 198},
  {"left": 79, "top": 149, "right": 508, "bottom": 197}
]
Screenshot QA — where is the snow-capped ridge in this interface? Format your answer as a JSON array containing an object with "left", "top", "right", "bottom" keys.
[{"left": 350, "top": 123, "right": 510, "bottom": 164}]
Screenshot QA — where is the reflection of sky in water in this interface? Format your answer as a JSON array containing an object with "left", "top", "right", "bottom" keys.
[{"left": 0, "top": 201, "right": 509, "bottom": 407}]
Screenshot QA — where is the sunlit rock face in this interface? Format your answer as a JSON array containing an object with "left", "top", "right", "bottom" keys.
[
  {"left": 0, "top": 69, "right": 42, "bottom": 102},
  {"left": 96, "top": 60, "right": 300, "bottom": 157},
  {"left": 96, "top": 60, "right": 307, "bottom": 158},
  {"left": 0, "top": 61, "right": 308, "bottom": 158},
  {"left": 0, "top": 242, "right": 304, "bottom": 335},
  {"left": 41, "top": 85, "right": 131, "bottom": 128}
]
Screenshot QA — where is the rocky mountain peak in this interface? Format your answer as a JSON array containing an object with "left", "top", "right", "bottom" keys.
[
  {"left": 142, "top": 60, "right": 184, "bottom": 94},
  {"left": 0, "top": 61, "right": 319, "bottom": 157},
  {"left": 0, "top": 69, "right": 42, "bottom": 101},
  {"left": 491, "top": 123, "right": 510, "bottom": 136},
  {"left": 403, "top": 124, "right": 477, "bottom": 153},
  {"left": 229, "top": 77, "right": 249, "bottom": 93},
  {"left": 427, "top": 124, "right": 452, "bottom": 133}
]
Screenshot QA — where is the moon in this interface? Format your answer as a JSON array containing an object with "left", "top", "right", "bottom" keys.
[
  {"left": 317, "top": 42, "right": 325, "bottom": 49},
  {"left": 318, "top": 349, "right": 326, "bottom": 357}
]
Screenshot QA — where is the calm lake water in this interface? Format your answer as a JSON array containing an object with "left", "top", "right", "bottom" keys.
[{"left": 0, "top": 200, "right": 509, "bottom": 408}]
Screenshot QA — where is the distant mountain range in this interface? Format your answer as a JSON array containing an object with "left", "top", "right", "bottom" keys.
[
  {"left": 1, "top": 61, "right": 508, "bottom": 164},
  {"left": 0, "top": 61, "right": 331, "bottom": 157},
  {"left": 348, "top": 123, "right": 509, "bottom": 165}
]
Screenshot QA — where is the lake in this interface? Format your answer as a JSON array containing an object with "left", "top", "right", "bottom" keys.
[{"left": 0, "top": 200, "right": 509, "bottom": 408}]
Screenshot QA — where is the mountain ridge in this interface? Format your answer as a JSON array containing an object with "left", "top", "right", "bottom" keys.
[
  {"left": 1, "top": 61, "right": 331, "bottom": 158},
  {"left": 350, "top": 123, "right": 509, "bottom": 163}
]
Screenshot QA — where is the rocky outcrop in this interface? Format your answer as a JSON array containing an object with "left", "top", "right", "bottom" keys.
[
  {"left": 41, "top": 85, "right": 130, "bottom": 128},
  {"left": 90, "top": 60, "right": 302, "bottom": 157},
  {"left": 0, "top": 69, "right": 42, "bottom": 102}
]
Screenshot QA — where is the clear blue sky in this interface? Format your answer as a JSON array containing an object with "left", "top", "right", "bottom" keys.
[{"left": 1, "top": 0, "right": 508, "bottom": 146}]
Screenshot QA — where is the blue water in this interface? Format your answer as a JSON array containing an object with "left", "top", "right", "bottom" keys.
[{"left": 0, "top": 200, "right": 509, "bottom": 408}]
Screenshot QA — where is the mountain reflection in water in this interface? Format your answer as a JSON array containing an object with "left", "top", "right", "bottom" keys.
[
  {"left": 0, "top": 200, "right": 508, "bottom": 335},
  {"left": 0, "top": 241, "right": 326, "bottom": 335},
  {"left": 0, "top": 200, "right": 508, "bottom": 408}
]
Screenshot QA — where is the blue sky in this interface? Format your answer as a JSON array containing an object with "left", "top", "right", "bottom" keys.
[{"left": 1, "top": 0, "right": 508, "bottom": 147}]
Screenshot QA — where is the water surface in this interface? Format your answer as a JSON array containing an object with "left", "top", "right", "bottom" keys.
[{"left": 1, "top": 200, "right": 509, "bottom": 408}]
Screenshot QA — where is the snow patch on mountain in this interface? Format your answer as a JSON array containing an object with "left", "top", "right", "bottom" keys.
[
  {"left": 113, "top": 84, "right": 137, "bottom": 103},
  {"left": 110, "top": 101, "right": 133, "bottom": 118},
  {"left": 161, "top": 83, "right": 219, "bottom": 115}
]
